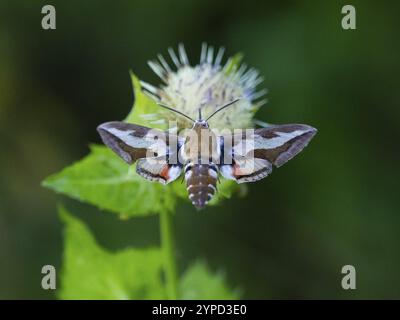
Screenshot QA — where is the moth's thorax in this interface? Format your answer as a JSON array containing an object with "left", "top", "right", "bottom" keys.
[
  {"left": 180, "top": 121, "right": 220, "bottom": 209},
  {"left": 180, "top": 121, "right": 220, "bottom": 164}
]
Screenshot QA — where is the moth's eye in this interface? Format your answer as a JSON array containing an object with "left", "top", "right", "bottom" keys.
[
  {"left": 154, "top": 152, "right": 158, "bottom": 157},
  {"left": 154, "top": 136, "right": 159, "bottom": 141}
]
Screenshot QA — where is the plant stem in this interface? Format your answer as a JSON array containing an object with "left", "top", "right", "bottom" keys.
[{"left": 160, "top": 208, "right": 178, "bottom": 299}]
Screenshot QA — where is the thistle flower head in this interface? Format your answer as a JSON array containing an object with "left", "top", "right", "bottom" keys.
[{"left": 141, "top": 43, "right": 267, "bottom": 129}]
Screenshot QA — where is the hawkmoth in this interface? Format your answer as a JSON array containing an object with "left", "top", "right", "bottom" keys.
[{"left": 97, "top": 99, "right": 317, "bottom": 209}]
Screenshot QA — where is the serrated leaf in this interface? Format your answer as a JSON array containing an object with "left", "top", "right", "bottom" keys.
[
  {"left": 43, "top": 145, "right": 177, "bottom": 216},
  {"left": 179, "top": 261, "right": 240, "bottom": 300},
  {"left": 125, "top": 72, "right": 164, "bottom": 128},
  {"left": 58, "top": 206, "right": 166, "bottom": 299}
]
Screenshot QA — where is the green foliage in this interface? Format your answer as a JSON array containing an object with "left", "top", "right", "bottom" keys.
[
  {"left": 59, "top": 206, "right": 165, "bottom": 299},
  {"left": 43, "top": 71, "right": 241, "bottom": 300},
  {"left": 59, "top": 207, "right": 238, "bottom": 300},
  {"left": 180, "top": 261, "right": 240, "bottom": 300},
  {"left": 125, "top": 72, "right": 165, "bottom": 128},
  {"left": 209, "top": 180, "right": 237, "bottom": 205},
  {"left": 43, "top": 145, "right": 179, "bottom": 217}
]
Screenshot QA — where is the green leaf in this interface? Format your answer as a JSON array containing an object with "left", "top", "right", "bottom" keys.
[
  {"left": 125, "top": 72, "right": 164, "bottom": 128},
  {"left": 59, "top": 208, "right": 239, "bottom": 300},
  {"left": 58, "top": 206, "right": 166, "bottom": 299},
  {"left": 43, "top": 145, "right": 178, "bottom": 217},
  {"left": 179, "top": 261, "right": 240, "bottom": 300},
  {"left": 209, "top": 179, "right": 238, "bottom": 206}
]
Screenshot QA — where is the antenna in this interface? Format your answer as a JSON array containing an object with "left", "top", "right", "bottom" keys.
[
  {"left": 157, "top": 102, "right": 196, "bottom": 123},
  {"left": 205, "top": 98, "right": 241, "bottom": 121}
]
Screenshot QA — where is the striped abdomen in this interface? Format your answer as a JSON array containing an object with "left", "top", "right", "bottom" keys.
[{"left": 185, "top": 163, "right": 218, "bottom": 209}]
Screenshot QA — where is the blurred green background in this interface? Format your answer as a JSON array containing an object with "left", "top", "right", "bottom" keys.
[{"left": 1, "top": 0, "right": 399, "bottom": 299}]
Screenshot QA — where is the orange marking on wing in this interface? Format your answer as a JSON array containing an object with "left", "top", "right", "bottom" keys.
[
  {"left": 233, "top": 164, "right": 243, "bottom": 176},
  {"left": 160, "top": 165, "right": 170, "bottom": 180}
]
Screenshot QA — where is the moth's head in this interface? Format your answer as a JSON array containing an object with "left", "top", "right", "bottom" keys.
[
  {"left": 157, "top": 98, "right": 240, "bottom": 130},
  {"left": 192, "top": 119, "right": 209, "bottom": 129}
]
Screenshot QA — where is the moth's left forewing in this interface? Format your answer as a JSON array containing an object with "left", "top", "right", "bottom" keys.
[
  {"left": 97, "top": 121, "right": 168, "bottom": 164},
  {"left": 97, "top": 121, "right": 183, "bottom": 184}
]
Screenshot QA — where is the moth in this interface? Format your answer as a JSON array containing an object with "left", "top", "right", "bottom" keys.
[{"left": 97, "top": 99, "right": 317, "bottom": 209}]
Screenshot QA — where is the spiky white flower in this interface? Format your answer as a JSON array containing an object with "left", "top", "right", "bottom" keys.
[{"left": 141, "top": 43, "right": 267, "bottom": 129}]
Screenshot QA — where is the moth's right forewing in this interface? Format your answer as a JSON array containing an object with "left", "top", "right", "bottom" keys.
[
  {"left": 97, "top": 121, "right": 165, "bottom": 164},
  {"left": 253, "top": 124, "right": 317, "bottom": 167},
  {"left": 218, "top": 124, "right": 317, "bottom": 183}
]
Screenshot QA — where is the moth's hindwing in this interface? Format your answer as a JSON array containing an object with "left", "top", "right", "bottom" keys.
[
  {"left": 220, "top": 124, "right": 317, "bottom": 183},
  {"left": 97, "top": 121, "right": 182, "bottom": 184},
  {"left": 137, "top": 157, "right": 182, "bottom": 185}
]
